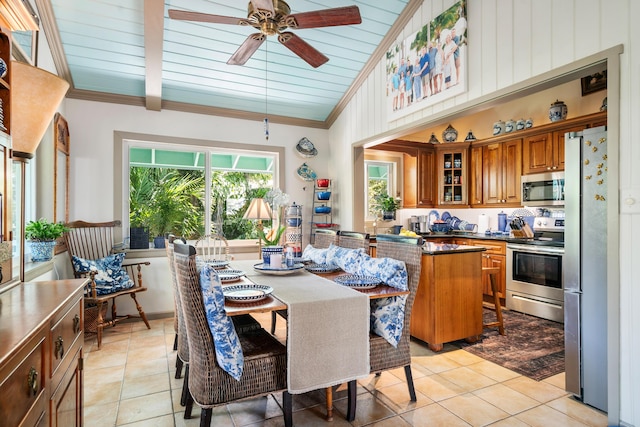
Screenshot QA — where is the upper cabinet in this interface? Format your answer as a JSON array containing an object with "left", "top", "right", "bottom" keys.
[
  {"left": 481, "top": 139, "right": 522, "bottom": 205},
  {"left": 436, "top": 142, "right": 469, "bottom": 206}
]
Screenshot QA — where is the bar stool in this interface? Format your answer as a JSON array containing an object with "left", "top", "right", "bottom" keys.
[{"left": 482, "top": 267, "right": 505, "bottom": 335}]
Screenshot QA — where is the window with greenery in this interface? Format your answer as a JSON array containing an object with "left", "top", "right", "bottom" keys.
[
  {"left": 365, "top": 161, "right": 395, "bottom": 219},
  {"left": 127, "top": 144, "right": 278, "bottom": 241}
]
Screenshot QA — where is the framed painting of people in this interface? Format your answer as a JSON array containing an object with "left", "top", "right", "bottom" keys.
[{"left": 386, "top": 0, "right": 467, "bottom": 122}]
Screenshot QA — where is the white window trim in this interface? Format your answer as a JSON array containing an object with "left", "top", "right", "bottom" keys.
[{"left": 114, "top": 131, "right": 285, "bottom": 244}]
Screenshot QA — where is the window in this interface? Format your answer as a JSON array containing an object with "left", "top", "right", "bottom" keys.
[
  {"left": 119, "top": 134, "right": 285, "bottom": 245},
  {"left": 365, "top": 160, "right": 396, "bottom": 220}
]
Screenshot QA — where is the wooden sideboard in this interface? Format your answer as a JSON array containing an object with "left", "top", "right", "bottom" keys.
[{"left": 0, "top": 280, "right": 87, "bottom": 427}]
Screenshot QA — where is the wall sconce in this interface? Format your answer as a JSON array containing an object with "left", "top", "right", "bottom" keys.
[{"left": 11, "top": 60, "right": 70, "bottom": 159}]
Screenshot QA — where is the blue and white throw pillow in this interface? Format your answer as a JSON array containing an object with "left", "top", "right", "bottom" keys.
[
  {"left": 354, "top": 254, "right": 408, "bottom": 291},
  {"left": 370, "top": 295, "right": 408, "bottom": 347},
  {"left": 353, "top": 255, "right": 409, "bottom": 348},
  {"left": 325, "top": 244, "right": 366, "bottom": 270},
  {"left": 71, "top": 253, "right": 134, "bottom": 296},
  {"left": 301, "top": 244, "right": 328, "bottom": 264},
  {"left": 199, "top": 264, "right": 244, "bottom": 381}
]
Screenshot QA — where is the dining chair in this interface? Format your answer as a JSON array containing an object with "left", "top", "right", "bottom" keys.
[
  {"left": 482, "top": 266, "right": 505, "bottom": 335},
  {"left": 165, "top": 234, "right": 193, "bottom": 409},
  {"left": 195, "top": 233, "right": 232, "bottom": 261},
  {"left": 313, "top": 228, "right": 338, "bottom": 248},
  {"left": 172, "top": 242, "right": 292, "bottom": 427},
  {"left": 366, "top": 234, "right": 423, "bottom": 398},
  {"left": 337, "top": 230, "right": 370, "bottom": 254},
  {"left": 64, "top": 220, "right": 151, "bottom": 349}
]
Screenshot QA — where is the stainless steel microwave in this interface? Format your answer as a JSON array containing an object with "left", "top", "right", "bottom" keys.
[{"left": 521, "top": 172, "right": 565, "bottom": 206}]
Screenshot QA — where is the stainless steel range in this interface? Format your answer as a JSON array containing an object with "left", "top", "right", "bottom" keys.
[{"left": 506, "top": 211, "right": 565, "bottom": 322}]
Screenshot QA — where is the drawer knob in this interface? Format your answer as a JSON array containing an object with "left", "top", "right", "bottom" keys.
[
  {"left": 27, "top": 367, "right": 38, "bottom": 396},
  {"left": 73, "top": 314, "right": 80, "bottom": 334},
  {"left": 55, "top": 336, "right": 65, "bottom": 359}
]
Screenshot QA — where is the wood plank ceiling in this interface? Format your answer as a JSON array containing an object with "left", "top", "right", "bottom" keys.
[{"left": 35, "top": 0, "right": 417, "bottom": 128}]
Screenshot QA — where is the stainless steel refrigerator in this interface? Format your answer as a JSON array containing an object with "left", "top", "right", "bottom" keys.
[{"left": 564, "top": 126, "right": 608, "bottom": 412}]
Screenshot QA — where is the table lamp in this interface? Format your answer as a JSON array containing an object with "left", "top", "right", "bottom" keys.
[{"left": 243, "top": 198, "right": 273, "bottom": 258}]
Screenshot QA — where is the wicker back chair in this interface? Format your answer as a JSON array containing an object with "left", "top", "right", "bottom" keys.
[
  {"left": 369, "top": 234, "right": 423, "bottom": 400},
  {"left": 313, "top": 229, "right": 338, "bottom": 248},
  {"left": 64, "top": 220, "right": 150, "bottom": 349},
  {"left": 172, "top": 242, "right": 292, "bottom": 426},
  {"left": 338, "top": 230, "right": 370, "bottom": 254},
  {"left": 195, "top": 233, "right": 232, "bottom": 261}
]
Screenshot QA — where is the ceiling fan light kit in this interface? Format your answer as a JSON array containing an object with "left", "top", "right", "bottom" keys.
[{"left": 169, "top": 0, "right": 361, "bottom": 68}]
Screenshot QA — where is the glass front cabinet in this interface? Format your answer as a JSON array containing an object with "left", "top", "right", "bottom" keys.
[{"left": 436, "top": 142, "right": 469, "bottom": 206}]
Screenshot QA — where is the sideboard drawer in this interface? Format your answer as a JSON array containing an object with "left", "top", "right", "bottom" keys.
[
  {"left": 0, "top": 333, "right": 47, "bottom": 427},
  {"left": 50, "top": 298, "right": 82, "bottom": 381}
]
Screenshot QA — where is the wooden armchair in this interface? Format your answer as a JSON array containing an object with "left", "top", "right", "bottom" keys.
[{"left": 64, "top": 220, "right": 151, "bottom": 349}]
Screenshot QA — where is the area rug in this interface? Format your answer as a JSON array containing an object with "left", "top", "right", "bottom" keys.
[{"left": 456, "top": 308, "right": 565, "bottom": 381}]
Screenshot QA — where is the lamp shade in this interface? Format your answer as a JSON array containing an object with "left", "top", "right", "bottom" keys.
[
  {"left": 10, "top": 61, "right": 70, "bottom": 159},
  {"left": 243, "top": 198, "right": 272, "bottom": 220}
]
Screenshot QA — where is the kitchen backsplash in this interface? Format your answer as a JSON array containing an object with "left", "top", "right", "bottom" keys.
[{"left": 367, "top": 206, "right": 565, "bottom": 235}]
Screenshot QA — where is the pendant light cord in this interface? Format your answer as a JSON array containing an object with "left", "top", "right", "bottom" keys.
[{"left": 264, "top": 41, "right": 269, "bottom": 141}]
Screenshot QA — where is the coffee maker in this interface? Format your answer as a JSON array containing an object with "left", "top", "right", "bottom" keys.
[{"left": 408, "top": 216, "right": 420, "bottom": 233}]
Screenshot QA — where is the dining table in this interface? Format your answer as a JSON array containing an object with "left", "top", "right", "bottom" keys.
[{"left": 223, "top": 260, "right": 376, "bottom": 395}]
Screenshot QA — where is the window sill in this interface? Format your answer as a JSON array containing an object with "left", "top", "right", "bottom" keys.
[{"left": 122, "top": 239, "right": 261, "bottom": 260}]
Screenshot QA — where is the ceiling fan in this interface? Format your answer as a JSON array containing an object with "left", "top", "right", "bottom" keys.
[{"left": 168, "top": 0, "right": 362, "bottom": 68}]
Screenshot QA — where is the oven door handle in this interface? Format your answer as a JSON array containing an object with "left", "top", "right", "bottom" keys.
[{"left": 507, "top": 244, "right": 564, "bottom": 255}]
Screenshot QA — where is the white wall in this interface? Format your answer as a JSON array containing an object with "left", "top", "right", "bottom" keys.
[{"left": 328, "top": 0, "right": 638, "bottom": 425}]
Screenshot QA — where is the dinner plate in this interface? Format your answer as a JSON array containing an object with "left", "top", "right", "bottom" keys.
[
  {"left": 253, "top": 263, "right": 305, "bottom": 275},
  {"left": 223, "top": 284, "right": 273, "bottom": 302},
  {"left": 305, "top": 263, "right": 341, "bottom": 273},
  {"left": 217, "top": 269, "right": 246, "bottom": 283},
  {"left": 334, "top": 274, "right": 381, "bottom": 290},
  {"left": 202, "top": 259, "right": 230, "bottom": 269}
]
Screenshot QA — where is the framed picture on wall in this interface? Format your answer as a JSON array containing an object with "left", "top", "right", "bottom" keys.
[
  {"left": 581, "top": 70, "right": 607, "bottom": 96},
  {"left": 54, "top": 113, "right": 69, "bottom": 253},
  {"left": 386, "top": 0, "right": 467, "bottom": 122}
]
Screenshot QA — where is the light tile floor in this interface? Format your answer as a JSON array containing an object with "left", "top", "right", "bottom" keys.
[{"left": 83, "top": 314, "right": 608, "bottom": 427}]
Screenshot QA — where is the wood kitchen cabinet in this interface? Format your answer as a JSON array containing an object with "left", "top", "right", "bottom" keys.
[
  {"left": 483, "top": 139, "right": 522, "bottom": 205},
  {"left": 436, "top": 142, "right": 469, "bottom": 206},
  {"left": 378, "top": 141, "right": 436, "bottom": 208},
  {"left": 523, "top": 125, "right": 588, "bottom": 174},
  {"left": 0, "top": 280, "right": 86, "bottom": 427}
]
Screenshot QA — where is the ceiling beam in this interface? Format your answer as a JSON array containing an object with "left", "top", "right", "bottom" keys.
[{"left": 144, "top": 0, "right": 164, "bottom": 111}]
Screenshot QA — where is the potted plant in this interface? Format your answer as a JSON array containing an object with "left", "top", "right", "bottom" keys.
[
  {"left": 25, "top": 218, "right": 68, "bottom": 262},
  {"left": 257, "top": 224, "right": 286, "bottom": 264},
  {"left": 374, "top": 193, "right": 402, "bottom": 220}
]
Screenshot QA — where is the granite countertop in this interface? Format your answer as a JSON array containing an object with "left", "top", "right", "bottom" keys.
[
  {"left": 419, "top": 232, "right": 565, "bottom": 248},
  {"left": 422, "top": 242, "right": 486, "bottom": 255}
]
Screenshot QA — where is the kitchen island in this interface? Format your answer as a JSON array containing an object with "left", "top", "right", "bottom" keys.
[{"left": 411, "top": 242, "right": 485, "bottom": 351}]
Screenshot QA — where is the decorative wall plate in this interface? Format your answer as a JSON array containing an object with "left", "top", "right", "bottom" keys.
[
  {"left": 297, "top": 163, "right": 317, "bottom": 181},
  {"left": 295, "top": 137, "right": 318, "bottom": 158}
]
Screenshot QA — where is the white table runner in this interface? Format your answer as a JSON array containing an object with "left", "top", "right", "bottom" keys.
[{"left": 232, "top": 260, "right": 370, "bottom": 394}]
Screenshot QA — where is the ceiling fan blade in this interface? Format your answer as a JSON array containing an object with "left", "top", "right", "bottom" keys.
[
  {"left": 287, "top": 6, "right": 361, "bottom": 29},
  {"left": 250, "top": 0, "right": 275, "bottom": 14},
  {"left": 278, "top": 32, "right": 328, "bottom": 68},
  {"left": 168, "top": 9, "right": 249, "bottom": 25},
  {"left": 228, "top": 33, "right": 266, "bottom": 66}
]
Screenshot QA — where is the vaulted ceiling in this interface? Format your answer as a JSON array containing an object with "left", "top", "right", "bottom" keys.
[{"left": 35, "top": 0, "right": 417, "bottom": 128}]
